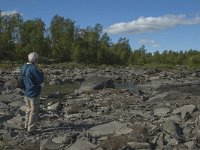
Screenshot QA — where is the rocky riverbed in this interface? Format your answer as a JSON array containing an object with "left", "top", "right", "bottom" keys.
[{"left": 1, "top": 66, "right": 200, "bottom": 150}]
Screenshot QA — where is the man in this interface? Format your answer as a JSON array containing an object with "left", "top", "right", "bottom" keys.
[{"left": 21, "top": 52, "right": 44, "bottom": 134}]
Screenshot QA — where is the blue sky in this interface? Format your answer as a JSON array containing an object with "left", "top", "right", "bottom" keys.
[{"left": 1, "top": 0, "right": 200, "bottom": 53}]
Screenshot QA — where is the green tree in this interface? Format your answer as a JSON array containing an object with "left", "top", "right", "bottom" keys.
[
  {"left": 72, "top": 28, "right": 88, "bottom": 63},
  {"left": 72, "top": 24, "right": 103, "bottom": 64},
  {"left": 0, "top": 12, "right": 23, "bottom": 60},
  {"left": 97, "top": 33, "right": 112, "bottom": 64},
  {"left": 111, "top": 38, "right": 132, "bottom": 65},
  {"left": 15, "top": 18, "right": 46, "bottom": 61},
  {"left": 85, "top": 23, "right": 102, "bottom": 63},
  {"left": 131, "top": 45, "right": 147, "bottom": 65},
  {"left": 50, "top": 15, "right": 75, "bottom": 62},
  {"left": 151, "top": 50, "right": 161, "bottom": 64}
]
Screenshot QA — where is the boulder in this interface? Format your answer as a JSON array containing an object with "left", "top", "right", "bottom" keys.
[{"left": 77, "top": 76, "right": 115, "bottom": 94}]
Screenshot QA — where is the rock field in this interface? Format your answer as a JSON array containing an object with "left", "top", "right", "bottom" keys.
[{"left": 1, "top": 66, "right": 200, "bottom": 150}]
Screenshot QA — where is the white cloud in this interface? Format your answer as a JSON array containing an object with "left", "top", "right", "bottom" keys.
[
  {"left": 104, "top": 15, "right": 200, "bottom": 34},
  {"left": 1, "top": 10, "right": 20, "bottom": 16},
  {"left": 139, "top": 39, "right": 160, "bottom": 48}
]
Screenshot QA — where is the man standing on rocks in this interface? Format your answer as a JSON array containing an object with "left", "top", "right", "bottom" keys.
[{"left": 21, "top": 52, "right": 44, "bottom": 135}]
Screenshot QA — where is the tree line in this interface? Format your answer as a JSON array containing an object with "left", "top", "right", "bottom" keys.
[{"left": 0, "top": 11, "right": 200, "bottom": 67}]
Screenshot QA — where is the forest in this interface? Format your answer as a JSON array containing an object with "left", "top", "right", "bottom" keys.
[{"left": 1, "top": 11, "right": 200, "bottom": 67}]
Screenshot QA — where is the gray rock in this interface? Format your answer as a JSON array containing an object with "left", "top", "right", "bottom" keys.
[
  {"left": 184, "top": 141, "right": 197, "bottom": 150},
  {"left": 52, "top": 135, "right": 67, "bottom": 144},
  {"left": 148, "top": 91, "right": 187, "bottom": 103},
  {"left": 49, "top": 79, "right": 61, "bottom": 85},
  {"left": 87, "top": 121, "right": 133, "bottom": 137},
  {"left": 129, "top": 110, "right": 152, "bottom": 119},
  {"left": 0, "top": 113, "right": 14, "bottom": 123},
  {"left": 168, "top": 115, "right": 182, "bottom": 124},
  {"left": 0, "top": 94, "right": 16, "bottom": 102},
  {"left": 73, "top": 74, "right": 85, "bottom": 82},
  {"left": 20, "top": 105, "right": 26, "bottom": 112},
  {"left": 162, "top": 120, "right": 182, "bottom": 138},
  {"left": 67, "top": 138, "right": 97, "bottom": 150},
  {"left": 78, "top": 76, "right": 115, "bottom": 93},
  {"left": 157, "top": 80, "right": 200, "bottom": 96},
  {"left": 148, "top": 92, "right": 169, "bottom": 102},
  {"left": 64, "top": 113, "right": 82, "bottom": 121},
  {"left": 0, "top": 101, "right": 9, "bottom": 113},
  {"left": 139, "top": 80, "right": 200, "bottom": 97},
  {"left": 137, "top": 80, "right": 170, "bottom": 93},
  {"left": 47, "top": 102, "right": 61, "bottom": 111},
  {"left": 127, "top": 141, "right": 151, "bottom": 149},
  {"left": 9, "top": 100, "right": 25, "bottom": 108},
  {"left": 167, "top": 137, "right": 179, "bottom": 146},
  {"left": 4, "top": 114, "right": 24, "bottom": 129},
  {"left": 40, "top": 138, "right": 60, "bottom": 150},
  {"left": 172, "top": 104, "right": 196, "bottom": 120},
  {"left": 156, "top": 132, "right": 164, "bottom": 149},
  {"left": 154, "top": 106, "right": 171, "bottom": 117},
  {"left": 182, "top": 126, "right": 193, "bottom": 139}
]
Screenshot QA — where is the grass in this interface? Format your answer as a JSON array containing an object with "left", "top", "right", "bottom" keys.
[
  {"left": 1, "top": 60, "right": 200, "bottom": 71},
  {"left": 0, "top": 61, "right": 21, "bottom": 71}
]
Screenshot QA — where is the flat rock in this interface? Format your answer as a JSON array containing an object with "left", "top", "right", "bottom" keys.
[
  {"left": 40, "top": 138, "right": 60, "bottom": 150},
  {"left": 0, "top": 94, "right": 16, "bottom": 102},
  {"left": 154, "top": 106, "right": 171, "bottom": 117},
  {"left": 127, "top": 141, "right": 151, "bottom": 149},
  {"left": 4, "top": 114, "right": 24, "bottom": 129},
  {"left": 9, "top": 100, "right": 25, "bottom": 108},
  {"left": 67, "top": 138, "right": 97, "bottom": 150},
  {"left": 87, "top": 121, "right": 133, "bottom": 137},
  {"left": 52, "top": 135, "right": 67, "bottom": 144}
]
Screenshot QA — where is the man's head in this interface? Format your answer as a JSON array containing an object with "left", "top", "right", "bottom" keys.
[{"left": 28, "top": 52, "right": 39, "bottom": 63}]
